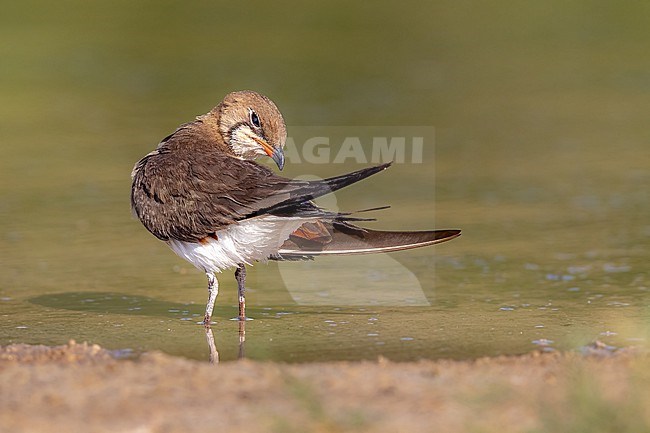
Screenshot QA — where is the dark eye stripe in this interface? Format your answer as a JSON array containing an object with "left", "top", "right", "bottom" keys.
[{"left": 250, "top": 110, "right": 261, "bottom": 128}]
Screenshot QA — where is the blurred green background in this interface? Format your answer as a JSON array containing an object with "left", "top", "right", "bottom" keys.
[{"left": 1, "top": 1, "right": 649, "bottom": 361}]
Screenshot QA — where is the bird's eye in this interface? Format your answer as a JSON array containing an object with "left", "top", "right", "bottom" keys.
[{"left": 249, "top": 110, "right": 261, "bottom": 128}]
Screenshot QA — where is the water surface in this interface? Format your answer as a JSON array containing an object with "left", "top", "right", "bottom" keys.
[{"left": 1, "top": 1, "right": 649, "bottom": 362}]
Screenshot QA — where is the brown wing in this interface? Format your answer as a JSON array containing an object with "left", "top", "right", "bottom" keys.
[
  {"left": 131, "top": 123, "right": 391, "bottom": 242},
  {"left": 131, "top": 151, "right": 283, "bottom": 242}
]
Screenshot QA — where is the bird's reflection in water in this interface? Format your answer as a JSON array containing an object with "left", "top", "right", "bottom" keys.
[
  {"left": 204, "top": 321, "right": 246, "bottom": 364},
  {"left": 204, "top": 327, "right": 219, "bottom": 364},
  {"left": 238, "top": 320, "right": 246, "bottom": 360}
]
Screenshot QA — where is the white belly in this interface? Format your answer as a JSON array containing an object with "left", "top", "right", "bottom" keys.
[{"left": 166, "top": 215, "right": 311, "bottom": 273}]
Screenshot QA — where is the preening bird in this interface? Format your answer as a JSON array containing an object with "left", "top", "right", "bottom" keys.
[{"left": 131, "top": 91, "right": 460, "bottom": 325}]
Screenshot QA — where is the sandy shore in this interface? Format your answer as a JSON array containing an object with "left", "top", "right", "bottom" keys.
[{"left": 1, "top": 341, "right": 648, "bottom": 433}]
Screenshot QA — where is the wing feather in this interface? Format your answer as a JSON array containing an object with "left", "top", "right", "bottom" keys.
[
  {"left": 131, "top": 125, "right": 391, "bottom": 242},
  {"left": 276, "top": 223, "right": 461, "bottom": 258}
]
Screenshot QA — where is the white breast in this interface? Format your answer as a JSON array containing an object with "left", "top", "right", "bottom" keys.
[{"left": 166, "top": 215, "right": 312, "bottom": 273}]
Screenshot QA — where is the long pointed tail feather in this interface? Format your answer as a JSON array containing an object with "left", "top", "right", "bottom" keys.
[{"left": 276, "top": 225, "right": 461, "bottom": 259}]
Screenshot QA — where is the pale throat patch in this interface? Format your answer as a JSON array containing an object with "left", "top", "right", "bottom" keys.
[{"left": 230, "top": 125, "right": 267, "bottom": 160}]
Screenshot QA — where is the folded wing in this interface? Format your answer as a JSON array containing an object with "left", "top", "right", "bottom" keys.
[{"left": 131, "top": 127, "right": 392, "bottom": 243}]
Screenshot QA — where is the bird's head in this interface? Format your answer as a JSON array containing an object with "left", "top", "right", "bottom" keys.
[{"left": 212, "top": 90, "right": 287, "bottom": 170}]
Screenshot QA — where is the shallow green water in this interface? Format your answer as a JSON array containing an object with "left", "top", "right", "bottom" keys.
[{"left": 1, "top": 1, "right": 649, "bottom": 362}]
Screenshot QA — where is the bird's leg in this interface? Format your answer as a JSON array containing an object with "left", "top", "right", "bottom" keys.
[
  {"left": 203, "top": 272, "right": 218, "bottom": 327},
  {"left": 235, "top": 263, "right": 246, "bottom": 321}
]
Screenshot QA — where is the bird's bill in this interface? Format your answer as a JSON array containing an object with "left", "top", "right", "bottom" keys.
[
  {"left": 270, "top": 147, "right": 285, "bottom": 170},
  {"left": 254, "top": 136, "right": 285, "bottom": 170}
]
